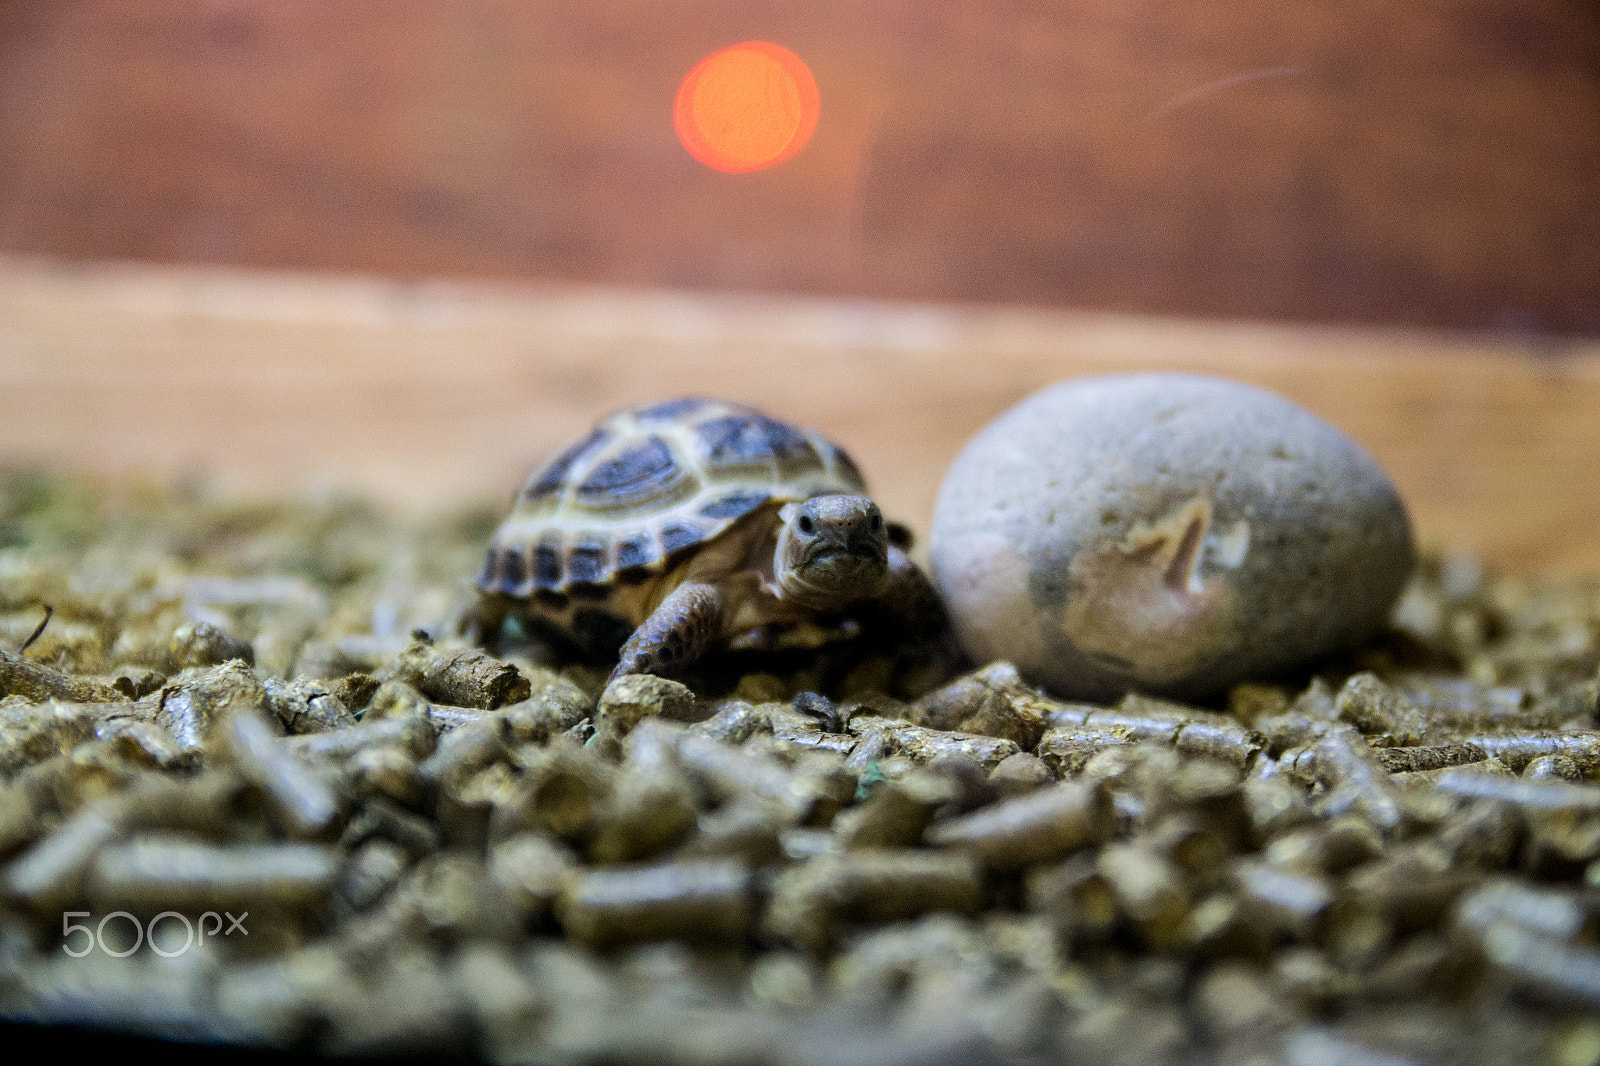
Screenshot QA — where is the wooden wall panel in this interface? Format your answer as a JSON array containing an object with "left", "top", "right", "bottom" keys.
[{"left": 0, "top": 1, "right": 1595, "bottom": 332}]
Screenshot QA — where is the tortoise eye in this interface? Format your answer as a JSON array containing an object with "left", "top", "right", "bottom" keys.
[
  {"left": 796, "top": 514, "right": 816, "bottom": 535},
  {"left": 870, "top": 513, "right": 884, "bottom": 533}
]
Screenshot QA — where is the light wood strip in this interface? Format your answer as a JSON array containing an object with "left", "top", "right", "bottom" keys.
[{"left": 1, "top": 256, "right": 1596, "bottom": 573}]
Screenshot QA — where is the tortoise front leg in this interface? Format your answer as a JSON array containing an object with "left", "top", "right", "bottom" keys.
[
  {"left": 611, "top": 581, "right": 725, "bottom": 680},
  {"left": 880, "top": 544, "right": 947, "bottom": 640},
  {"left": 458, "top": 593, "right": 510, "bottom": 652}
]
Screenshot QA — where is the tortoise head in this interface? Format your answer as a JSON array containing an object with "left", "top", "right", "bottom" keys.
[{"left": 773, "top": 494, "right": 890, "bottom": 609}]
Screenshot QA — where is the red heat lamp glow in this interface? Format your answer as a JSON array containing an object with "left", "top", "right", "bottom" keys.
[{"left": 674, "top": 42, "right": 819, "bottom": 173}]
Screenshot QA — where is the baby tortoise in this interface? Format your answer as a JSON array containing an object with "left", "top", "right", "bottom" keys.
[{"left": 467, "top": 398, "right": 942, "bottom": 679}]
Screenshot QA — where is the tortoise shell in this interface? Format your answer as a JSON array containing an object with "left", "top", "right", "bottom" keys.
[{"left": 477, "top": 398, "right": 868, "bottom": 603}]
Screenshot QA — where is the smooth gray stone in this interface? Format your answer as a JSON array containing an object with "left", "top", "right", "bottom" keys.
[{"left": 931, "top": 374, "right": 1413, "bottom": 700}]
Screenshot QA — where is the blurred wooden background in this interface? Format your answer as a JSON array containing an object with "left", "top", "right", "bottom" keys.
[
  {"left": 0, "top": 1, "right": 1595, "bottom": 332},
  {"left": 0, "top": 5, "right": 1596, "bottom": 574}
]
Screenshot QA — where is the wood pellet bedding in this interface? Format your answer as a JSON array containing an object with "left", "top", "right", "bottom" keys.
[{"left": 1, "top": 472, "right": 1599, "bottom": 1065}]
